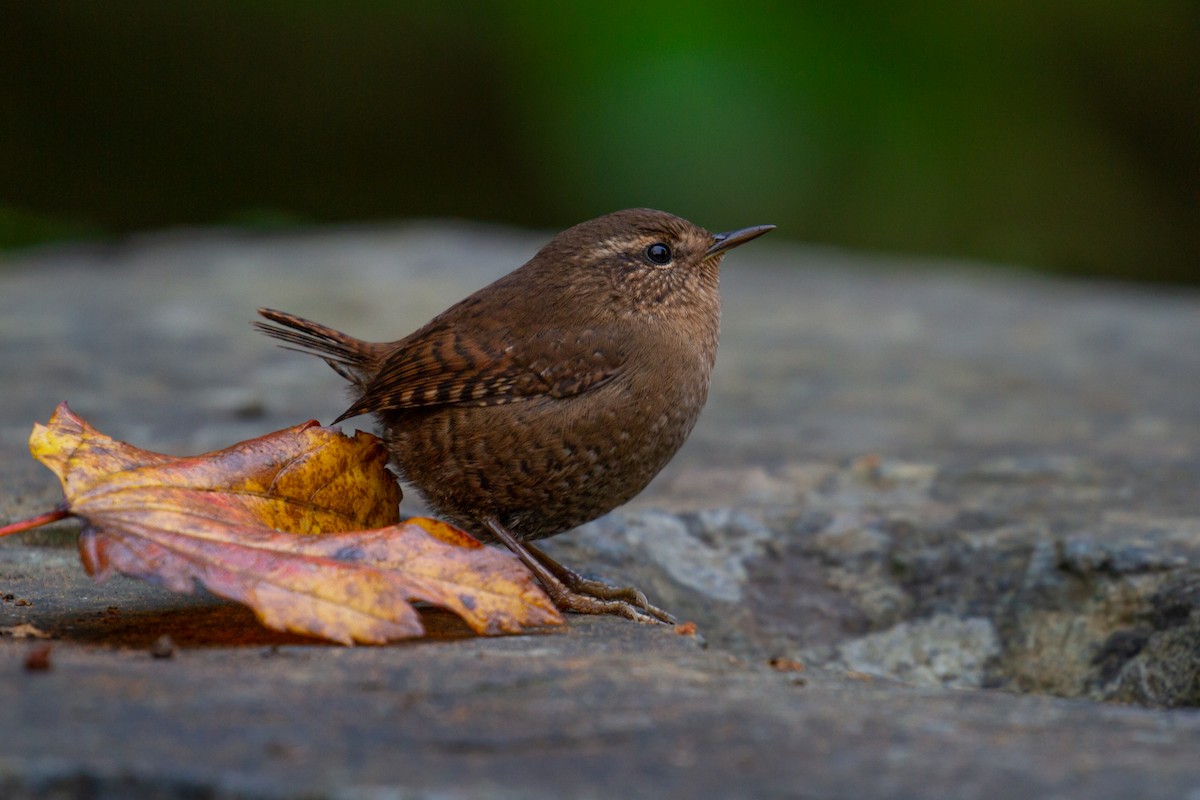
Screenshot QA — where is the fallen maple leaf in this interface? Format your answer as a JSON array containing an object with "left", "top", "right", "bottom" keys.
[{"left": 1, "top": 403, "right": 562, "bottom": 644}]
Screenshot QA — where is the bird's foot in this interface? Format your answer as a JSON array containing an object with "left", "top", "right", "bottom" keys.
[
  {"left": 484, "top": 518, "right": 674, "bottom": 625},
  {"left": 538, "top": 583, "right": 672, "bottom": 625},
  {"left": 526, "top": 542, "right": 674, "bottom": 624}
]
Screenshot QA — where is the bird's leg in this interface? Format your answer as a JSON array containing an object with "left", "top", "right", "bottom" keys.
[
  {"left": 524, "top": 542, "right": 674, "bottom": 623},
  {"left": 484, "top": 518, "right": 674, "bottom": 625}
]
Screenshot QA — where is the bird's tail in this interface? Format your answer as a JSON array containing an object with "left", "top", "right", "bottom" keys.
[{"left": 254, "top": 308, "right": 382, "bottom": 387}]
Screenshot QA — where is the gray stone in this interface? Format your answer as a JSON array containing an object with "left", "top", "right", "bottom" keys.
[
  {"left": 2, "top": 224, "right": 1200, "bottom": 797},
  {"left": 834, "top": 614, "right": 1001, "bottom": 689}
]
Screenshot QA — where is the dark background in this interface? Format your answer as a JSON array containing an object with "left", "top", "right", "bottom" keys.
[{"left": 2, "top": 1, "right": 1196, "bottom": 283}]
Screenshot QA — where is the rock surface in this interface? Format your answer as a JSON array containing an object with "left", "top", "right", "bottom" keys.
[{"left": 1, "top": 224, "right": 1199, "bottom": 798}]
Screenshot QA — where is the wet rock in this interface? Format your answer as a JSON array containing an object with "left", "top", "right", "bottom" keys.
[
  {"left": 2, "top": 225, "right": 1200, "bottom": 797},
  {"left": 834, "top": 614, "right": 1001, "bottom": 688}
]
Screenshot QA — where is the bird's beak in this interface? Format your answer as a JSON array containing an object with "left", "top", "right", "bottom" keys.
[{"left": 705, "top": 224, "right": 776, "bottom": 258}]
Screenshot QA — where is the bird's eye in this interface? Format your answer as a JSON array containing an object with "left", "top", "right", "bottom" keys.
[{"left": 644, "top": 242, "right": 672, "bottom": 265}]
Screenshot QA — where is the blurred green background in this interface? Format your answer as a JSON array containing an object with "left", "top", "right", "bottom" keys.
[{"left": 2, "top": 1, "right": 1197, "bottom": 282}]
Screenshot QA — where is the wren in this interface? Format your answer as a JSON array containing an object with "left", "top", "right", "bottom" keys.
[{"left": 256, "top": 208, "right": 773, "bottom": 623}]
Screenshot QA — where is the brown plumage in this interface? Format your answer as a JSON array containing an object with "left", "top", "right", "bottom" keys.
[{"left": 256, "top": 208, "right": 773, "bottom": 622}]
